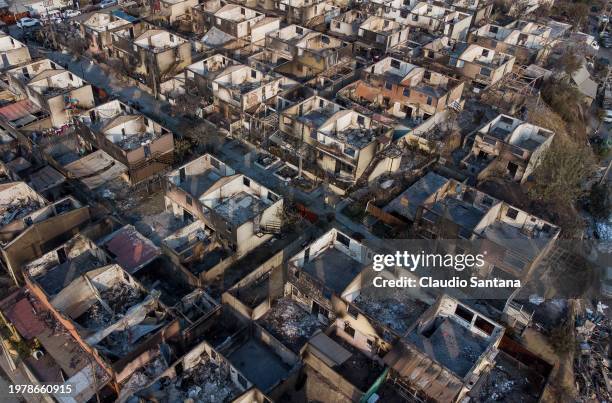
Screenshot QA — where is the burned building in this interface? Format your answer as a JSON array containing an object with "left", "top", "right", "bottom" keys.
[
  {"left": 286, "top": 228, "right": 371, "bottom": 321},
  {"left": 338, "top": 57, "right": 464, "bottom": 152},
  {"left": 112, "top": 29, "right": 192, "bottom": 94},
  {"left": 462, "top": 114, "right": 555, "bottom": 183},
  {"left": 0, "top": 33, "right": 31, "bottom": 70},
  {"left": 76, "top": 10, "right": 143, "bottom": 57},
  {"left": 23, "top": 237, "right": 178, "bottom": 388},
  {"left": 384, "top": 295, "right": 504, "bottom": 402},
  {"left": 165, "top": 153, "right": 283, "bottom": 259},
  {"left": 78, "top": 99, "right": 175, "bottom": 184},
  {"left": 7, "top": 59, "right": 95, "bottom": 128}
]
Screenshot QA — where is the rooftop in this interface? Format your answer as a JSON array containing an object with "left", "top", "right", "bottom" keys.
[
  {"left": 422, "top": 196, "right": 487, "bottom": 234},
  {"left": 63, "top": 149, "right": 128, "bottom": 189},
  {"left": 384, "top": 172, "right": 449, "bottom": 221},
  {"left": 226, "top": 338, "right": 291, "bottom": 391},
  {"left": 99, "top": 225, "right": 161, "bottom": 274}
]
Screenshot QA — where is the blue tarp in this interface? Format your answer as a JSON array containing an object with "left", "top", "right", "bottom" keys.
[{"left": 111, "top": 9, "right": 138, "bottom": 23}]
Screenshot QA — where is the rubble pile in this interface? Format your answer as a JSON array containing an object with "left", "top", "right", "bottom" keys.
[
  {"left": 78, "top": 302, "right": 114, "bottom": 330},
  {"left": 0, "top": 198, "right": 41, "bottom": 225},
  {"left": 122, "top": 350, "right": 168, "bottom": 394},
  {"left": 101, "top": 282, "right": 144, "bottom": 314},
  {"left": 262, "top": 297, "right": 320, "bottom": 346},
  {"left": 355, "top": 289, "right": 429, "bottom": 335},
  {"left": 139, "top": 353, "right": 240, "bottom": 403},
  {"left": 574, "top": 303, "right": 611, "bottom": 401}
]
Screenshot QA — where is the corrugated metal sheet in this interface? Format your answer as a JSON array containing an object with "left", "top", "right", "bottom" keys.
[
  {"left": 0, "top": 99, "right": 39, "bottom": 122},
  {"left": 3, "top": 297, "right": 45, "bottom": 340},
  {"left": 102, "top": 225, "right": 161, "bottom": 274},
  {"left": 384, "top": 341, "right": 464, "bottom": 402}
]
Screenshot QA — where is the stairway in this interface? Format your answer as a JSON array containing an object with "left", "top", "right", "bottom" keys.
[{"left": 260, "top": 220, "right": 281, "bottom": 235}]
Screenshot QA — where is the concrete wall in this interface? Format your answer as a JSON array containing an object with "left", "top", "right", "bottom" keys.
[
  {"left": 48, "top": 85, "right": 95, "bottom": 128},
  {"left": 1, "top": 47, "right": 31, "bottom": 70},
  {"left": 2, "top": 207, "right": 91, "bottom": 284}
]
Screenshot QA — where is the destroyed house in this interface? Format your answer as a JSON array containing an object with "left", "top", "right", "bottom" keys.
[
  {"left": 462, "top": 114, "right": 555, "bottom": 183},
  {"left": 0, "top": 181, "right": 47, "bottom": 243},
  {"left": 0, "top": 194, "right": 82, "bottom": 245},
  {"left": 385, "top": 2, "right": 472, "bottom": 41},
  {"left": 165, "top": 153, "right": 283, "bottom": 257},
  {"left": 449, "top": 44, "right": 515, "bottom": 88},
  {"left": 161, "top": 220, "right": 233, "bottom": 282},
  {"left": 184, "top": 54, "right": 241, "bottom": 97},
  {"left": 7, "top": 59, "right": 95, "bottom": 128},
  {"left": 191, "top": 0, "right": 229, "bottom": 33},
  {"left": 381, "top": 171, "right": 450, "bottom": 223},
  {"left": 212, "top": 64, "right": 297, "bottom": 112},
  {"left": 129, "top": 321, "right": 286, "bottom": 402},
  {"left": 113, "top": 29, "right": 192, "bottom": 91},
  {"left": 384, "top": 295, "right": 504, "bottom": 402},
  {"left": 279, "top": 95, "right": 345, "bottom": 141},
  {"left": 330, "top": 10, "right": 368, "bottom": 39},
  {"left": 193, "top": 1, "right": 280, "bottom": 43},
  {"left": 286, "top": 228, "right": 371, "bottom": 323},
  {"left": 183, "top": 306, "right": 300, "bottom": 397},
  {"left": 0, "top": 195, "right": 90, "bottom": 285},
  {"left": 256, "top": 297, "right": 326, "bottom": 353},
  {"left": 0, "top": 289, "right": 111, "bottom": 401},
  {"left": 280, "top": 99, "right": 392, "bottom": 183},
  {"left": 222, "top": 253, "right": 276, "bottom": 321},
  {"left": 277, "top": 0, "right": 340, "bottom": 27},
  {"left": 79, "top": 99, "right": 175, "bottom": 183},
  {"left": 77, "top": 10, "right": 142, "bottom": 56},
  {"left": 24, "top": 243, "right": 177, "bottom": 381},
  {"left": 468, "top": 336, "right": 553, "bottom": 402},
  {"left": 39, "top": 130, "right": 128, "bottom": 190},
  {"left": 267, "top": 27, "right": 352, "bottom": 81},
  {"left": 355, "top": 16, "right": 410, "bottom": 54},
  {"left": 433, "top": 0, "right": 493, "bottom": 24},
  {"left": 126, "top": 339, "right": 244, "bottom": 402},
  {"left": 415, "top": 179, "right": 560, "bottom": 278},
  {"left": 264, "top": 25, "right": 313, "bottom": 61},
  {"left": 337, "top": 57, "right": 464, "bottom": 150},
  {"left": 335, "top": 268, "right": 436, "bottom": 356},
  {"left": 155, "top": 0, "right": 198, "bottom": 24},
  {"left": 470, "top": 20, "right": 554, "bottom": 64},
  {"left": 302, "top": 325, "right": 386, "bottom": 401},
  {"left": 0, "top": 33, "right": 31, "bottom": 70}
]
